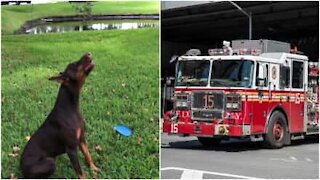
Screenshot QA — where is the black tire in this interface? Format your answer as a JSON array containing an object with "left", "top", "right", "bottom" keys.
[
  {"left": 264, "top": 111, "right": 288, "bottom": 149},
  {"left": 197, "top": 137, "right": 221, "bottom": 147}
]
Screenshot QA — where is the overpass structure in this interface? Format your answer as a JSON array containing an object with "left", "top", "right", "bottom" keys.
[{"left": 161, "top": 1, "right": 319, "bottom": 77}]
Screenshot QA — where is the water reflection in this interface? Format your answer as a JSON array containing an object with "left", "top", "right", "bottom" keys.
[{"left": 26, "top": 20, "right": 158, "bottom": 34}]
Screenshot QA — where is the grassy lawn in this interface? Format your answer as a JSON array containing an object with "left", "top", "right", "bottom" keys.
[
  {"left": 1, "top": 1, "right": 159, "bottom": 34},
  {"left": 1, "top": 28, "right": 159, "bottom": 178}
]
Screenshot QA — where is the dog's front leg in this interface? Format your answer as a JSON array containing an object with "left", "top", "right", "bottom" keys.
[
  {"left": 79, "top": 140, "right": 100, "bottom": 172},
  {"left": 66, "top": 146, "right": 85, "bottom": 179}
]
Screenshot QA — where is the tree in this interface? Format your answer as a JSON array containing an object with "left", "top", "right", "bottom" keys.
[{"left": 70, "top": 1, "right": 93, "bottom": 20}]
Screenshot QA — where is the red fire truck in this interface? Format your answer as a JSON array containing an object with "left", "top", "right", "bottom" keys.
[{"left": 162, "top": 40, "right": 319, "bottom": 148}]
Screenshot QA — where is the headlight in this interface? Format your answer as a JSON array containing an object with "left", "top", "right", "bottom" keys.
[
  {"left": 226, "top": 102, "right": 239, "bottom": 109},
  {"left": 174, "top": 93, "right": 190, "bottom": 109},
  {"left": 225, "top": 94, "right": 241, "bottom": 111},
  {"left": 176, "top": 101, "right": 188, "bottom": 108}
]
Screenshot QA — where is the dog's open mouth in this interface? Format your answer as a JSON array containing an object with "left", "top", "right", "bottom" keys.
[{"left": 82, "top": 52, "right": 94, "bottom": 75}]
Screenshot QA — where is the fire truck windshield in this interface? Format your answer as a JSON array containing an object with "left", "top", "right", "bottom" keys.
[
  {"left": 211, "top": 60, "right": 254, "bottom": 87},
  {"left": 176, "top": 60, "right": 210, "bottom": 86}
]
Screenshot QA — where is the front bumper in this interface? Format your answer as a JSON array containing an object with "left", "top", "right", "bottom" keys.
[{"left": 163, "top": 121, "right": 250, "bottom": 137}]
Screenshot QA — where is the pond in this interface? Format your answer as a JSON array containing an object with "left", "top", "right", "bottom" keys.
[{"left": 26, "top": 20, "right": 159, "bottom": 34}]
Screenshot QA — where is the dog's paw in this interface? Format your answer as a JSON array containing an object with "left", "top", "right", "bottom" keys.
[
  {"left": 90, "top": 164, "right": 100, "bottom": 172},
  {"left": 78, "top": 170, "right": 87, "bottom": 179},
  {"left": 78, "top": 174, "right": 86, "bottom": 179}
]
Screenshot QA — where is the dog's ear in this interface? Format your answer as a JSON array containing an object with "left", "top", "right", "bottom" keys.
[{"left": 49, "top": 72, "right": 68, "bottom": 84}]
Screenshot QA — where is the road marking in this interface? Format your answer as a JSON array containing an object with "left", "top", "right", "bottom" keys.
[
  {"left": 290, "top": 156, "right": 297, "bottom": 160},
  {"left": 270, "top": 157, "right": 314, "bottom": 163},
  {"left": 180, "top": 169, "right": 203, "bottom": 179},
  {"left": 305, "top": 158, "right": 313, "bottom": 162},
  {"left": 270, "top": 158, "right": 296, "bottom": 162},
  {"left": 161, "top": 167, "right": 262, "bottom": 179}
]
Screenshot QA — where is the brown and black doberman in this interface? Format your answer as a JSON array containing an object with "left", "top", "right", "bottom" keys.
[{"left": 20, "top": 52, "right": 99, "bottom": 178}]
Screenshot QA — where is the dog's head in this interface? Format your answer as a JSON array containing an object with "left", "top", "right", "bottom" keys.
[{"left": 49, "top": 52, "right": 94, "bottom": 88}]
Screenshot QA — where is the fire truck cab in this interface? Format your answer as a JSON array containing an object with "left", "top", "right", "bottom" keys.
[{"left": 162, "top": 39, "right": 319, "bottom": 149}]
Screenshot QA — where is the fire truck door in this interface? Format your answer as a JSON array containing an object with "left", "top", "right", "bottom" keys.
[
  {"left": 252, "top": 62, "right": 270, "bottom": 134},
  {"left": 290, "top": 60, "right": 305, "bottom": 132}
]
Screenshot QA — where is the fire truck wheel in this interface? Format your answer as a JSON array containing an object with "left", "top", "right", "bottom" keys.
[
  {"left": 264, "top": 111, "right": 288, "bottom": 149},
  {"left": 197, "top": 137, "right": 221, "bottom": 147}
]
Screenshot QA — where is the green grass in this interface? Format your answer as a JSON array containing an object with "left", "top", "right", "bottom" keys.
[
  {"left": 1, "top": 1, "right": 159, "bottom": 35},
  {"left": 1, "top": 28, "right": 159, "bottom": 178}
]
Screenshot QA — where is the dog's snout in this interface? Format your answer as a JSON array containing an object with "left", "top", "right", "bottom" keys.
[{"left": 85, "top": 52, "right": 93, "bottom": 63}]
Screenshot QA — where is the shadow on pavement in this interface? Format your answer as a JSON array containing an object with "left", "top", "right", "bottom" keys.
[{"left": 162, "top": 135, "right": 319, "bottom": 152}]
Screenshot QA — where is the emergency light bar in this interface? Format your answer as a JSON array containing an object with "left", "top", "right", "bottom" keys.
[
  {"left": 208, "top": 48, "right": 261, "bottom": 56},
  {"left": 234, "top": 48, "right": 262, "bottom": 56},
  {"left": 208, "top": 48, "right": 225, "bottom": 56}
]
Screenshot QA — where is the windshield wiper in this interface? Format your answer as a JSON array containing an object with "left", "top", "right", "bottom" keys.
[
  {"left": 177, "top": 78, "right": 208, "bottom": 86},
  {"left": 210, "top": 79, "right": 225, "bottom": 86}
]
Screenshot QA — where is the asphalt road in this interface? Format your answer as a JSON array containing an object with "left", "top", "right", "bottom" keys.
[{"left": 161, "top": 133, "right": 319, "bottom": 179}]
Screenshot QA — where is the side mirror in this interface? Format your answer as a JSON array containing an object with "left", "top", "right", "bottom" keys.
[
  {"left": 258, "top": 64, "right": 267, "bottom": 79},
  {"left": 166, "top": 78, "right": 172, "bottom": 86},
  {"left": 258, "top": 64, "right": 267, "bottom": 86},
  {"left": 170, "top": 55, "right": 179, "bottom": 64}
]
